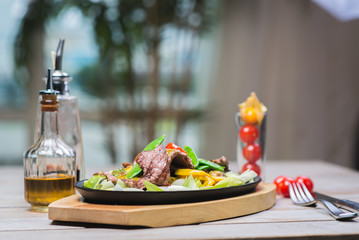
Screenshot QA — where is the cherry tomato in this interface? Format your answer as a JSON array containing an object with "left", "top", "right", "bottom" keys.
[
  {"left": 241, "top": 162, "right": 261, "bottom": 176},
  {"left": 277, "top": 176, "right": 294, "bottom": 198},
  {"left": 295, "top": 175, "right": 314, "bottom": 193},
  {"left": 273, "top": 175, "right": 288, "bottom": 194},
  {"left": 242, "top": 108, "right": 257, "bottom": 124},
  {"left": 165, "top": 143, "right": 187, "bottom": 154},
  {"left": 242, "top": 143, "right": 262, "bottom": 162},
  {"left": 239, "top": 124, "right": 259, "bottom": 144}
]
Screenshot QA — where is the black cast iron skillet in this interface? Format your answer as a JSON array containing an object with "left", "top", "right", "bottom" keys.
[{"left": 75, "top": 176, "right": 262, "bottom": 205}]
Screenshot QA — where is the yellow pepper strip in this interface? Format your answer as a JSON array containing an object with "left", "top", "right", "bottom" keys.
[
  {"left": 125, "top": 165, "right": 133, "bottom": 173},
  {"left": 208, "top": 171, "right": 226, "bottom": 183},
  {"left": 115, "top": 165, "right": 134, "bottom": 179},
  {"left": 201, "top": 176, "right": 215, "bottom": 187},
  {"left": 210, "top": 176, "right": 226, "bottom": 183},
  {"left": 118, "top": 175, "right": 139, "bottom": 181},
  {"left": 175, "top": 169, "right": 217, "bottom": 187},
  {"left": 165, "top": 149, "right": 175, "bottom": 156},
  {"left": 175, "top": 169, "right": 209, "bottom": 177}
]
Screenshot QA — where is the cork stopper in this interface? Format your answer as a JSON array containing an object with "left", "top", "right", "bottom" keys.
[{"left": 40, "top": 69, "right": 59, "bottom": 112}]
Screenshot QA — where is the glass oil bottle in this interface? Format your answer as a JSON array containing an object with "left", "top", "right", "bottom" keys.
[{"left": 24, "top": 69, "right": 76, "bottom": 212}]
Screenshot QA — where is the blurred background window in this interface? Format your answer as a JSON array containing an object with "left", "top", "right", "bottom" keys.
[{"left": 1, "top": 0, "right": 359, "bottom": 171}]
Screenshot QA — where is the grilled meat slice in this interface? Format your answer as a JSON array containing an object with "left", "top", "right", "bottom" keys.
[
  {"left": 126, "top": 145, "right": 170, "bottom": 189},
  {"left": 210, "top": 156, "right": 229, "bottom": 171},
  {"left": 167, "top": 149, "right": 194, "bottom": 173},
  {"left": 122, "top": 162, "right": 131, "bottom": 168},
  {"left": 104, "top": 171, "right": 118, "bottom": 184},
  {"left": 122, "top": 178, "right": 146, "bottom": 189}
]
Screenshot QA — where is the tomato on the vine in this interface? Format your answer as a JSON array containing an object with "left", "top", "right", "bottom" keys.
[
  {"left": 242, "top": 143, "right": 262, "bottom": 162},
  {"left": 241, "top": 162, "right": 261, "bottom": 176},
  {"left": 295, "top": 175, "right": 314, "bottom": 193},
  {"left": 239, "top": 124, "right": 259, "bottom": 144}
]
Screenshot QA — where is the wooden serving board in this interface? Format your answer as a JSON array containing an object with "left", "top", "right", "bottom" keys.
[{"left": 48, "top": 183, "right": 276, "bottom": 228}]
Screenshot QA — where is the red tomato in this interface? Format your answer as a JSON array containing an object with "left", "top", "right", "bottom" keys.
[
  {"left": 295, "top": 175, "right": 314, "bottom": 193},
  {"left": 241, "top": 163, "right": 261, "bottom": 176},
  {"left": 239, "top": 124, "right": 259, "bottom": 144},
  {"left": 273, "top": 175, "right": 288, "bottom": 194},
  {"left": 242, "top": 143, "right": 262, "bottom": 162},
  {"left": 277, "top": 176, "right": 294, "bottom": 198},
  {"left": 165, "top": 143, "right": 187, "bottom": 154}
]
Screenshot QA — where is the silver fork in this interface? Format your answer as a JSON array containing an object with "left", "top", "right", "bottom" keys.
[{"left": 289, "top": 182, "right": 357, "bottom": 220}]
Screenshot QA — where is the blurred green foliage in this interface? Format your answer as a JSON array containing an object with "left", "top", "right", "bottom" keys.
[{"left": 14, "top": 0, "right": 217, "bottom": 162}]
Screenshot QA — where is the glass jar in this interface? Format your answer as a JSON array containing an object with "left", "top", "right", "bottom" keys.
[{"left": 235, "top": 112, "right": 267, "bottom": 180}]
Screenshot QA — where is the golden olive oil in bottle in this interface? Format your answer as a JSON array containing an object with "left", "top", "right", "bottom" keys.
[{"left": 23, "top": 69, "right": 76, "bottom": 212}]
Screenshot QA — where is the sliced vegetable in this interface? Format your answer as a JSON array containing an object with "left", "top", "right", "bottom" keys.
[
  {"left": 208, "top": 171, "right": 226, "bottom": 182},
  {"left": 143, "top": 180, "right": 164, "bottom": 192},
  {"left": 126, "top": 163, "right": 142, "bottom": 179},
  {"left": 114, "top": 184, "right": 124, "bottom": 191},
  {"left": 116, "top": 179, "right": 127, "bottom": 189},
  {"left": 171, "top": 178, "right": 185, "bottom": 186},
  {"left": 238, "top": 169, "right": 258, "bottom": 183},
  {"left": 201, "top": 175, "right": 215, "bottom": 187},
  {"left": 195, "top": 179, "right": 203, "bottom": 188},
  {"left": 183, "top": 145, "right": 199, "bottom": 168},
  {"left": 175, "top": 169, "right": 208, "bottom": 178},
  {"left": 166, "top": 143, "right": 187, "bottom": 154},
  {"left": 160, "top": 185, "right": 191, "bottom": 191},
  {"left": 112, "top": 168, "right": 126, "bottom": 178},
  {"left": 143, "top": 135, "right": 165, "bottom": 151},
  {"left": 198, "top": 159, "right": 225, "bottom": 172},
  {"left": 214, "top": 176, "right": 244, "bottom": 188},
  {"left": 183, "top": 175, "right": 200, "bottom": 190},
  {"left": 196, "top": 165, "right": 210, "bottom": 171},
  {"left": 100, "top": 180, "right": 115, "bottom": 190},
  {"left": 201, "top": 170, "right": 257, "bottom": 190},
  {"left": 84, "top": 175, "right": 104, "bottom": 189}
]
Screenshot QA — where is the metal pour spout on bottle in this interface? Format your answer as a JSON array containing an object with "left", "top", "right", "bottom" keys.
[{"left": 35, "top": 39, "right": 84, "bottom": 181}]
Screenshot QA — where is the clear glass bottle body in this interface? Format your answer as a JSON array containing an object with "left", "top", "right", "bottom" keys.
[
  {"left": 35, "top": 85, "right": 84, "bottom": 181},
  {"left": 25, "top": 109, "right": 76, "bottom": 212}
]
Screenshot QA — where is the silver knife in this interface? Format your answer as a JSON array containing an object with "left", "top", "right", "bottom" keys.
[{"left": 314, "top": 192, "right": 359, "bottom": 211}]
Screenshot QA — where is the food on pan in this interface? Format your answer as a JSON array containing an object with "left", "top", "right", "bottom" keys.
[{"left": 83, "top": 135, "right": 258, "bottom": 192}]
